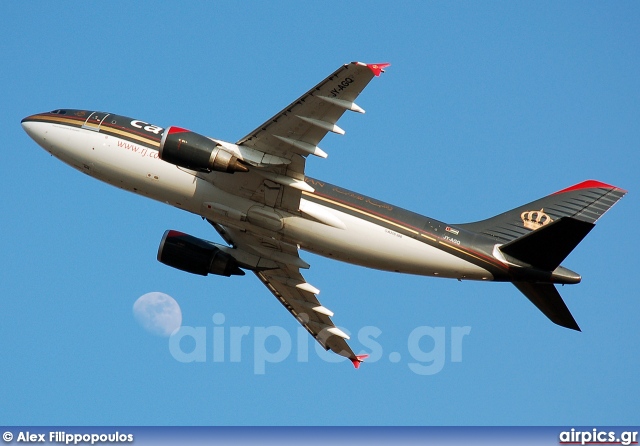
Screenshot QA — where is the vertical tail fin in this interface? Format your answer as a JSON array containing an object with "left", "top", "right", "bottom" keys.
[
  {"left": 458, "top": 180, "right": 626, "bottom": 331},
  {"left": 458, "top": 180, "right": 627, "bottom": 244}
]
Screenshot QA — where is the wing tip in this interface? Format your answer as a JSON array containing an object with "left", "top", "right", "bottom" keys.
[
  {"left": 366, "top": 63, "right": 391, "bottom": 77},
  {"left": 352, "top": 62, "right": 391, "bottom": 76},
  {"left": 350, "top": 354, "right": 369, "bottom": 369}
]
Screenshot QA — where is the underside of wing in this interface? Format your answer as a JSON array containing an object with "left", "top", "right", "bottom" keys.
[
  {"left": 199, "top": 62, "right": 387, "bottom": 215},
  {"left": 254, "top": 268, "right": 357, "bottom": 360},
  {"left": 236, "top": 61, "right": 389, "bottom": 163},
  {"left": 209, "top": 221, "right": 366, "bottom": 367}
]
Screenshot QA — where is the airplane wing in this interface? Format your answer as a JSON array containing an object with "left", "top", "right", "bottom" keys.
[
  {"left": 210, "top": 221, "right": 367, "bottom": 368},
  {"left": 236, "top": 61, "right": 390, "bottom": 163},
  {"left": 211, "top": 62, "right": 390, "bottom": 212},
  {"left": 202, "top": 62, "right": 386, "bottom": 366}
]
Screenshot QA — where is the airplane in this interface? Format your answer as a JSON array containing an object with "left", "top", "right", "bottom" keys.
[{"left": 21, "top": 61, "right": 626, "bottom": 368}]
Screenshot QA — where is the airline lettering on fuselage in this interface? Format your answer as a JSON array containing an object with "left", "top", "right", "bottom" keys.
[{"left": 130, "top": 120, "right": 164, "bottom": 135}]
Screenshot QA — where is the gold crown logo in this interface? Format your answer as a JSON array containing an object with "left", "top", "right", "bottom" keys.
[{"left": 521, "top": 208, "right": 552, "bottom": 230}]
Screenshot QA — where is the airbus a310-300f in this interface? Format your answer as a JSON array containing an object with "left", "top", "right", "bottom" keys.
[{"left": 22, "top": 62, "right": 626, "bottom": 368}]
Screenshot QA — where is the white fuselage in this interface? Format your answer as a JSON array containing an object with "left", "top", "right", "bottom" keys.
[{"left": 23, "top": 119, "right": 493, "bottom": 281}]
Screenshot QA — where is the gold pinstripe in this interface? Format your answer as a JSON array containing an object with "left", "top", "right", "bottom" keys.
[
  {"left": 30, "top": 115, "right": 160, "bottom": 148},
  {"left": 303, "top": 190, "right": 503, "bottom": 271},
  {"left": 439, "top": 241, "right": 494, "bottom": 265},
  {"left": 102, "top": 126, "right": 160, "bottom": 147},
  {"left": 30, "top": 115, "right": 85, "bottom": 126},
  {"left": 303, "top": 191, "right": 421, "bottom": 235}
]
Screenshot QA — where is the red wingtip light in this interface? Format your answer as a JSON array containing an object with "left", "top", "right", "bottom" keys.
[
  {"left": 351, "top": 354, "right": 369, "bottom": 369},
  {"left": 366, "top": 63, "right": 391, "bottom": 77}
]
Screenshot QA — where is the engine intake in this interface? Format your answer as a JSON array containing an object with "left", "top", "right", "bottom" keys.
[
  {"left": 157, "top": 230, "right": 245, "bottom": 277},
  {"left": 159, "top": 126, "right": 248, "bottom": 173}
]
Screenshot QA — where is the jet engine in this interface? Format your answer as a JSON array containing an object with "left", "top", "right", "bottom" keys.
[
  {"left": 159, "top": 126, "right": 248, "bottom": 173},
  {"left": 157, "top": 230, "right": 245, "bottom": 277}
]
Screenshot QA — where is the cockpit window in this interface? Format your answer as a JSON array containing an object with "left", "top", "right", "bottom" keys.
[{"left": 50, "top": 109, "right": 67, "bottom": 115}]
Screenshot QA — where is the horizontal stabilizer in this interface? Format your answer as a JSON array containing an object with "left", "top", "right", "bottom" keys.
[
  {"left": 500, "top": 217, "right": 594, "bottom": 271},
  {"left": 513, "top": 282, "right": 580, "bottom": 331}
]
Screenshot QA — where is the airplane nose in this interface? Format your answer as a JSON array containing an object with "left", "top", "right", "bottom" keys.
[
  {"left": 21, "top": 114, "right": 38, "bottom": 125},
  {"left": 21, "top": 115, "right": 41, "bottom": 141},
  {"left": 21, "top": 114, "right": 52, "bottom": 151}
]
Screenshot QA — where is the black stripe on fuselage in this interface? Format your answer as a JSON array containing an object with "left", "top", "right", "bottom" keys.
[
  {"left": 24, "top": 110, "right": 162, "bottom": 149},
  {"left": 303, "top": 177, "right": 509, "bottom": 278}
]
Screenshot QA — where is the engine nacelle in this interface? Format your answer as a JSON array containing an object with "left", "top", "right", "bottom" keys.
[
  {"left": 157, "top": 230, "right": 245, "bottom": 277},
  {"left": 159, "top": 126, "right": 248, "bottom": 173}
]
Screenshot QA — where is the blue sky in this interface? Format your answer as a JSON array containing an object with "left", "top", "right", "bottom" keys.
[{"left": 1, "top": 1, "right": 638, "bottom": 426}]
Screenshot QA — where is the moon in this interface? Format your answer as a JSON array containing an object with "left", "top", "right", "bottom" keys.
[{"left": 133, "top": 292, "right": 182, "bottom": 337}]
